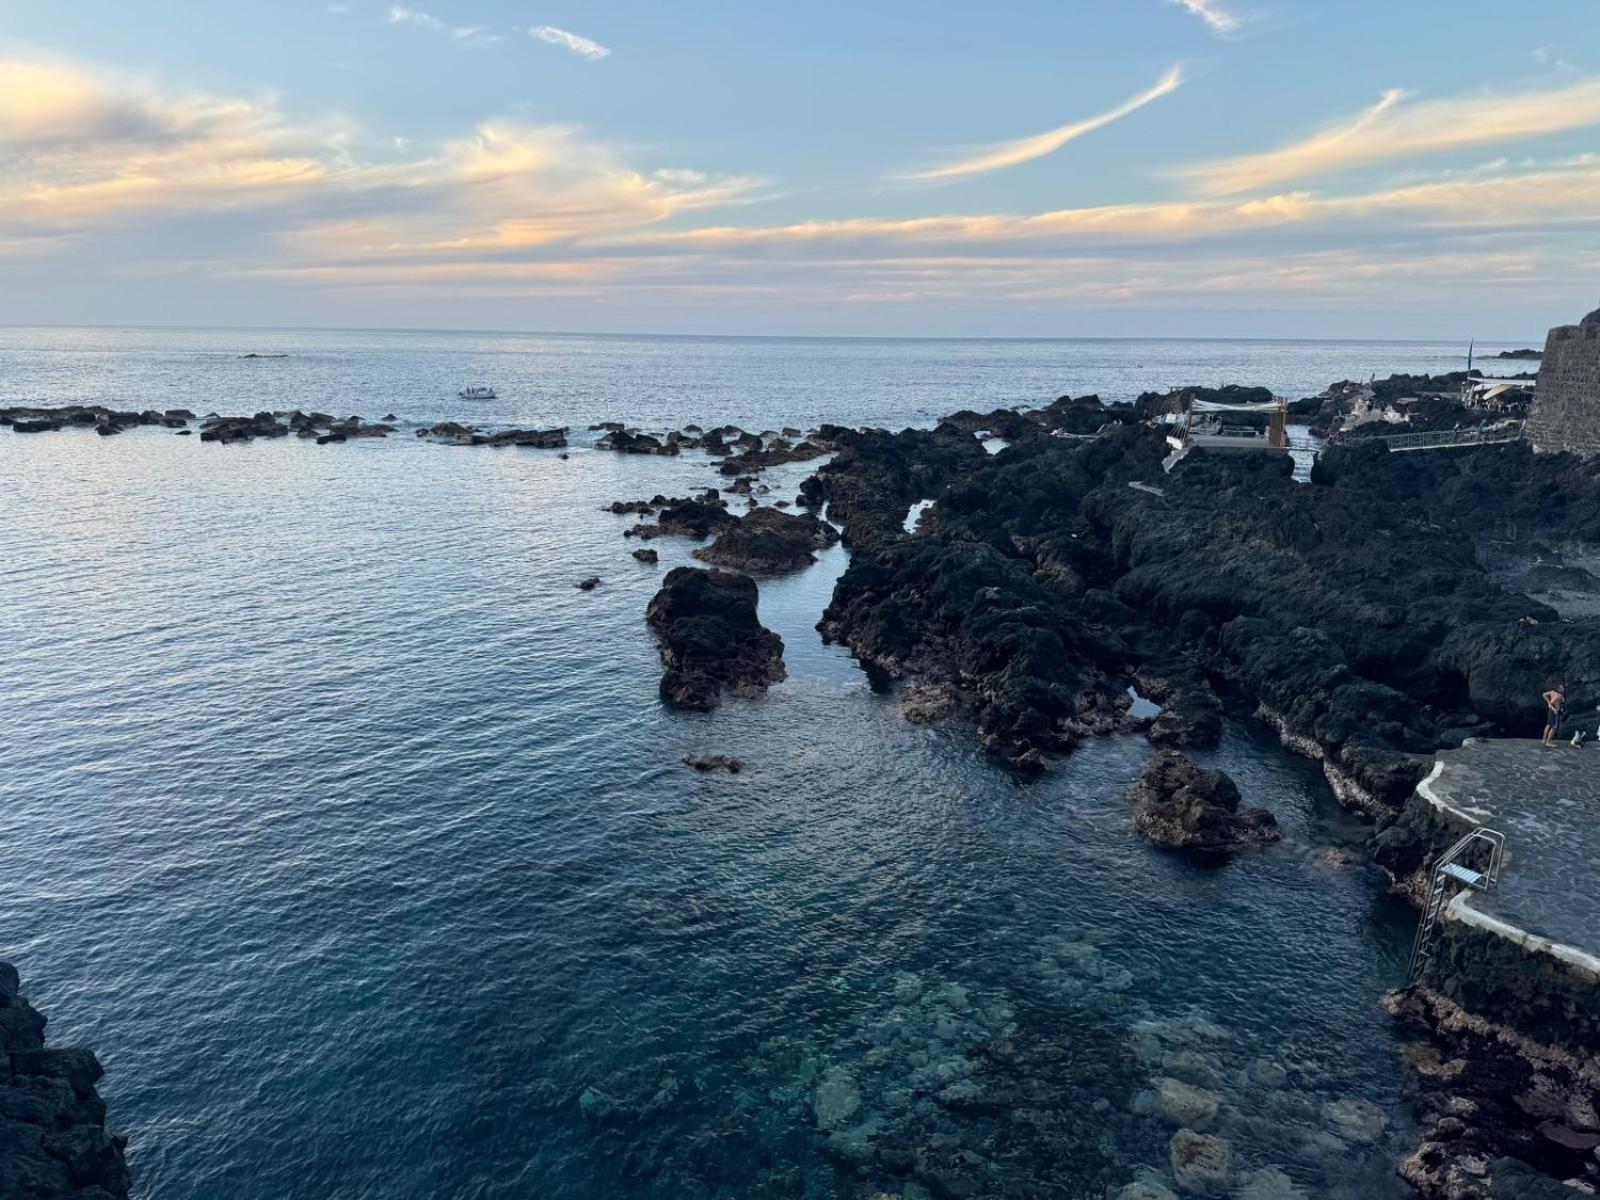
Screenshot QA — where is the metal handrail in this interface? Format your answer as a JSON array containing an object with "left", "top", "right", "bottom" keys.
[
  {"left": 1405, "top": 826, "right": 1507, "bottom": 984},
  {"left": 1361, "top": 424, "right": 1525, "bottom": 453}
]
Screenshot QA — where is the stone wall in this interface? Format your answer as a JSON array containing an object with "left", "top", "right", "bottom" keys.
[
  {"left": 0, "top": 961, "right": 130, "bottom": 1198},
  {"left": 1425, "top": 902, "right": 1600, "bottom": 1055},
  {"left": 1529, "top": 307, "right": 1600, "bottom": 456}
]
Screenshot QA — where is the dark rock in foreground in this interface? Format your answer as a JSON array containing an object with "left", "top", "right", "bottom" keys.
[
  {"left": 1127, "top": 750, "right": 1280, "bottom": 856},
  {"left": 646, "top": 567, "right": 785, "bottom": 710},
  {"left": 0, "top": 961, "right": 130, "bottom": 1198},
  {"left": 693, "top": 506, "right": 839, "bottom": 573},
  {"left": 1385, "top": 985, "right": 1600, "bottom": 1199}
]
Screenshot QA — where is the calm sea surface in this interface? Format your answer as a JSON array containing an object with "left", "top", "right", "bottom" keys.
[{"left": 0, "top": 328, "right": 1480, "bottom": 1198}]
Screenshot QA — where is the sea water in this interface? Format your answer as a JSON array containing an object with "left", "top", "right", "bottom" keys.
[{"left": 0, "top": 327, "right": 1477, "bottom": 1198}]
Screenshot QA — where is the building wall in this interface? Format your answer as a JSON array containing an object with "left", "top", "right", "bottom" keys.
[{"left": 1529, "top": 313, "right": 1600, "bottom": 456}]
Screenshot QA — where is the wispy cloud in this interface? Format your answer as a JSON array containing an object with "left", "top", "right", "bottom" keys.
[
  {"left": 901, "top": 65, "right": 1184, "bottom": 182},
  {"left": 530, "top": 25, "right": 610, "bottom": 61},
  {"left": 387, "top": 6, "right": 500, "bottom": 45},
  {"left": 1534, "top": 46, "right": 1579, "bottom": 74},
  {"left": 1169, "top": 0, "right": 1246, "bottom": 36},
  {"left": 1180, "top": 77, "right": 1600, "bottom": 195}
]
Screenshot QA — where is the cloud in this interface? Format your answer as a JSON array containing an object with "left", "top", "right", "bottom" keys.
[
  {"left": 901, "top": 65, "right": 1184, "bottom": 182},
  {"left": 1168, "top": 0, "right": 1245, "bottom": 36},
  {"left": 8, "top": 53, "right": 1600, "bottom": 326},
  {"left": 387, "top": 6, "right": 501, "bottom": 45},
  {"left": 0, "top": 58, "right": 346, "bottom": 220},
  {"left": 530, "top": 25, "right": 610, "bottom": 61},
  {"left": 1180, "top": 77, "right": 1600, "bottom": 195},
  {"left": 1534, "top": 46, "right": 1579, "bottom": 73},
  {"left": 0, "top": 55, "right": 760, "bottom": 268}
]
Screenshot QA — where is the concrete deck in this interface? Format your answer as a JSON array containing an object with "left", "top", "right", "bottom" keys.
[{"left": 1420, "top": 738, "right": 1600, "bottom": 961}]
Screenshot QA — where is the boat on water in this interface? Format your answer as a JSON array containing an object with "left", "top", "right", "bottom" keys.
[{"left": 458, "top": 385, "right": 497, "bottom": 400}]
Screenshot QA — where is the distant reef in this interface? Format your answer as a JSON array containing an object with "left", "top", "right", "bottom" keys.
[{"left": 0, "top": 961, "right": 129, "bottom": 1198}]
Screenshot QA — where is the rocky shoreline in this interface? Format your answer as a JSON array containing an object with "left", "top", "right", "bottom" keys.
[
  {"left": 11, "top": 372, "right": 1599, "bottom": 1195},
  {"left": 0, "top": 962, "right": 128, "bottom": 1198}
]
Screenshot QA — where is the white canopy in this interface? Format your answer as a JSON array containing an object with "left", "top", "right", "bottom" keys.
[{"left": 1189, "top": 399, "right": 1282, "bottom": 413}]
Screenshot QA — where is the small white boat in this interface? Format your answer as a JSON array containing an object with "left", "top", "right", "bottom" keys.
[{"left": 458, "top": 385, "right": 497, "bottom": 400}]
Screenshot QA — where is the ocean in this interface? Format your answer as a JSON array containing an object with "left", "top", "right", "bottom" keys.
[{"left": 0, "top": 327, "right": 1485, "bottom": 1199}]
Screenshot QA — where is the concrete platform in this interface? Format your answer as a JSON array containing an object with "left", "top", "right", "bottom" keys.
[{"left": 1420, "top": 738, "right": 1600, "bottom": 963}]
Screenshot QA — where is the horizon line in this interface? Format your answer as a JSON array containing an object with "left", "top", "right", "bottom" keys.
[{"left": 0, "top": 321, "right": 1544, "bottom": 347}]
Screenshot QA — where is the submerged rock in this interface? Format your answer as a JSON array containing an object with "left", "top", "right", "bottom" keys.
[
  {"left": 1127, "top": 751, "right": 1281, "bottom": 857},
  {"left": 682, "top": 754, "right": 742, "bottom": 773},
  {"left": 1321, "top": 1096, "right": 1387, "bottom": 1144},
  {"left": 813, "top": 1065, "right": 861, "bottom": 1131},
  {"left": 1115, "top": 1181, "right": 1180, "bottom": 1200},
  {"left": 1154, "top": 1076, "right": 1220, "bottom": 1131},
  {"left": 645, "top": 567, "right": 785, "bottom": 710},
  {"left": 1169, "top": 1129, "right": 1231, "bottom": 1196}
]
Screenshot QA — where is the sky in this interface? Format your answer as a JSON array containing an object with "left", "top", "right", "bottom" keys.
[{"left": 2, "top": 0, "right": 1600, "bottom": 338}]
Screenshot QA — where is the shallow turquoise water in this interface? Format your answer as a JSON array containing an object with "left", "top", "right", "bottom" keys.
[{"left": 0, "top": 331, "right": 1436, "bottom": 1198}]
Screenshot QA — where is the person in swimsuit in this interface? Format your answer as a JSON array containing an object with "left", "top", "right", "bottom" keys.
[{"left": 1542, "top": 684, "right": 1567, "bottom": 747}]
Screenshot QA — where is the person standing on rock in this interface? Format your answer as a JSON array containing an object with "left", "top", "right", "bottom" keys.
[{"left": 1541, "top": 683, "right": 1567, "bottom": 747}]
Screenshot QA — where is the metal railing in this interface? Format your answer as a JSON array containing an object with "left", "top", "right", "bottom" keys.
[
  {"left": 1357, "top": 423, "right": 1525, "bottom": 453},
  {"left": 1406, "top": 827, "right": 1507, "bottom": 985}
]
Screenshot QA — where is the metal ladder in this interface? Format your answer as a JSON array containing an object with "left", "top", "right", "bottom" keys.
[{"left": 1406, "top": 828, "right": 1507, "bottom": 985}]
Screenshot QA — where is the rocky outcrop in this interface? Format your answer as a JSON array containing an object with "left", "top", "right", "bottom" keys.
[
  {"left": 1126, "top": 750, "right": 1280, "bottom": 856},
  {"left": 1135, "top": 662, "right": 1224, "bottom": 749},
  {"left": 645, "top": 567, "right": 785, "bottom": 710},
  {"left": 415, "top": 422, "right": 565, "bottom": 447},
  {"left": 803, "top": 423, "right": 989, "bottom": 548},
  {"left": 598, "top": 429, "right": 676, "bottom": 455},
  {"left": 200, "top": 411, "right": 288, "bottom": 442},
  {"left": 417, "top": 421, "right": 476, "bottom": 443},
  {"left": 2, "top": 404, "right": 189, "bottom": 433},
  {"left": 692, "top": 506, "right": 839, "bottom": 573},
  {"left": 814, "top": 415, "right": 1594, "bottom": 796},
  {"left": 717, "top": 436, "right": 830, "bottom": 476},
  {"left": 627, "top": 496, "right": 736, "bottom": 542},
  {"left": 0, "top": 962, "right": 130, "bottom": 1198},
  {"left": 1312, "top": 438, "right": 1600, "bottom": 545},
  {"left": 820, "top": 536, "right": 1131, "bottom": 772},
  {"left": 1384, "top": 985, "right": 1599, "bottom": 1199}
]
